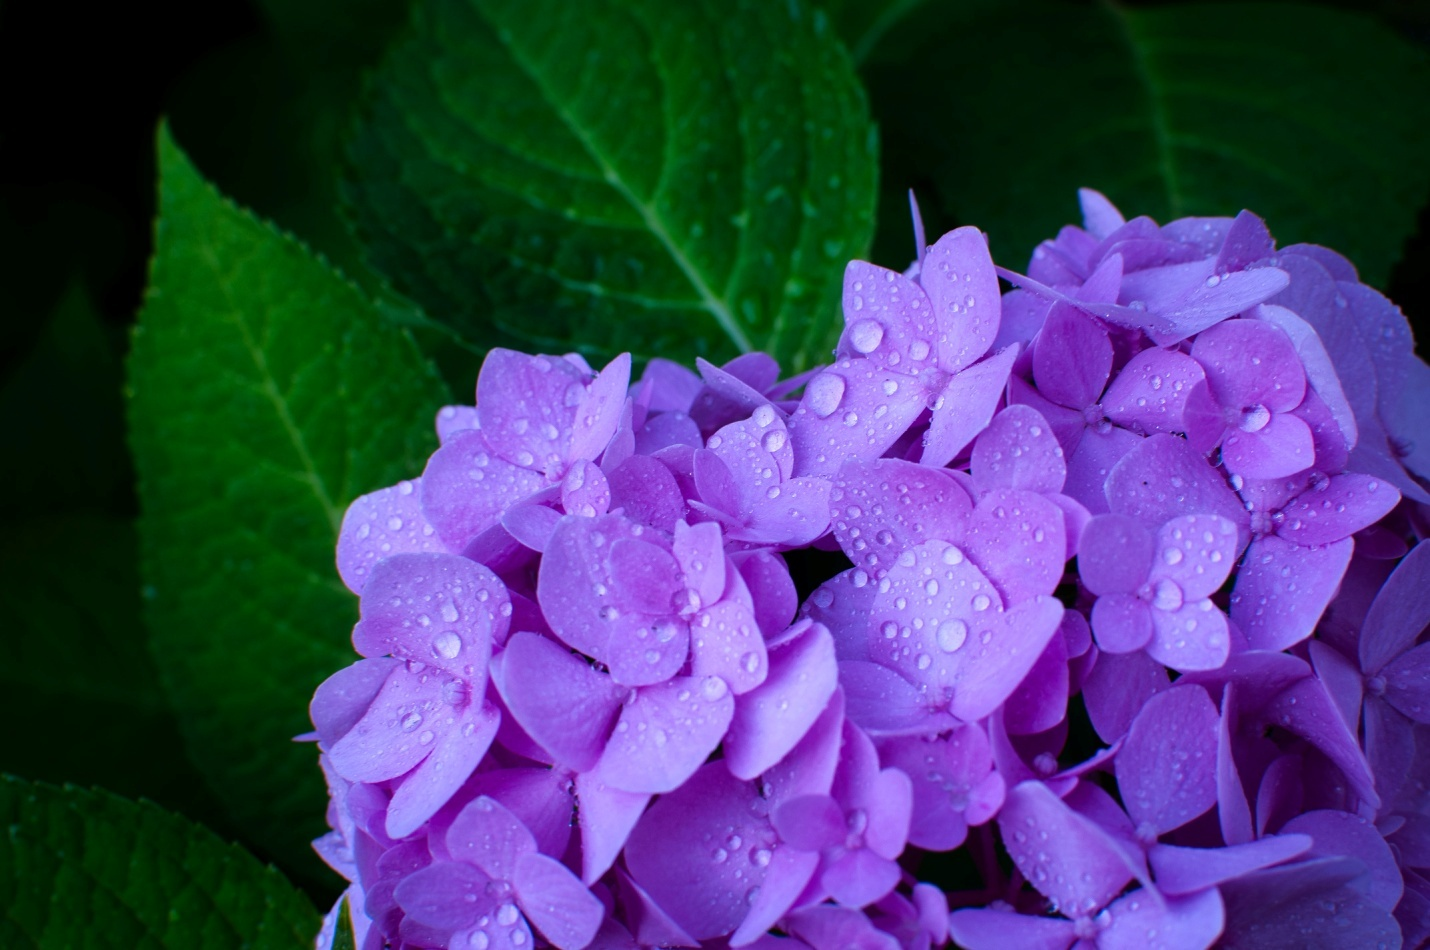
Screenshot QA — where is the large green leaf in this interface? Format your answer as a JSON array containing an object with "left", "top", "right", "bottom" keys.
[
  {"left": 345, "top": 0, "right": 878, "bottom": 372},
  {"left": 863, "top": 1, "right": 1430, "bottom": 285},
  {"left": 0, "top": 775, "right": 318, "bottom": 949},
  {"left": 128, "top": 126, "right": 450, "bottom": 880}
]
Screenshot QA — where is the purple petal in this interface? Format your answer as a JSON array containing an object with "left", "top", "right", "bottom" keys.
[
  {"left": 733, "top": 549, "right": 798, "bottom": 641},
  {"left": 1282, "top": 809, "right": 1403, "bottom": 911},
  {"left": 1082, "top": 649, "right": 1169, "bottom": 743},
  {"left": 386, "top": 701, "right": 499, "bottom": 839},
  {"left": 789, "top": 362, "right": 928, "bottom": 477},
  {"left": 422, "top": 430, "right": 546, "bottom": 550},
  {"left": 560, "top": 460, "right": 611, "bottom": 518},
  {"left": 1149, "top": 834, "right": 1311, "bottom": 896},
  {"left": 615, "top": 870, "right": 699, "bottom": 949},
  {"left": 1160, "top": 216, "right": 1233, "bottom": 255},
  {"left": 924, "top": 226, "right": 1001, "bottom": 373},
  {"left": 1147, "top": 599, "right": 1231, "bottom": 672},
  {"left": 689, "top": 598, "right": 767, "bottom": 696},
  {"left": 327, "top": 664, "right": 448, "bottom": 784},
  {"left": 607, "top": 454, "right": 686, "bottom": 532},
  {"left": 1099, "top": 888, "right": 1223, "bottom": 950},
  {"left": 725, "top": 623, "right": 839, "bottom": 779},
  {"left": 1193, "top": 318, "right": 1307, "bottom": 414},
  {"left": 837, "top": 660, "right": 949, "bottom": 736},
  {"left": 624, "top": 762, "right": 777, "bottom": 940},
  {"left": 436, "top": 404, "right": 479, "bottom": 442},
  {"left": 569, "top": 353, "right": 631, "bottom": 464},
  {"left": 637, "top": 358, "right": 701, "bottom": 413},
  {"left": 972, "top": 405, "right": 1068, "bottom": 494},
  {"left": 1003, "top": 629, "right": 1070, "bottom": 736},
  {"left": 311, "top": 658, "right": 401, "bottom": 748},
  {"left": 1361, "top": 539, "right": 1430, "bottom": 673},
  {"left": 785, "top": 905, "right": 902, "bottom": 950},
  {"left": 821, "top": 847, "right": 902, "bottom": 908},
  {"left": 477, "top": 349, "right": 586, "bottom": 473},
  {"left": 831, "top": 458, "right": 971, "bottom": 572},
  {"left": 447, "top": 795, "right": 537, "bottom": 881},
  {"left": 492, "top": 631, "right": 624, "bottom": 771},
  {"left": 1079, "top": 514, "right": 1155, "bottom": 595},
  {"left": 1090, "top": 594, "right": 1155, "bottom": 654},
  {"left": 673, "top": 521, "right": 725, "bottom": 607},
  {"left": 513, "top": 851, "right": 604, "bottom": 950},
  {"left": 1032, "top": 304, "right": 1112, "bottom": 411},
  {"left": 998, "top": 780, "right": 1136, "bottom": 916},
  {"left": 951, "top": 596, "right": 1065, "bottom": 723},
  {"left": 1115, "top": 685, "right": 1219, "bottom": 836},
  {"left": 1382, "top": 642, "right": 1430, "bottom": 722},
  {"left": 1221, "top": 411, "right": 1316, "bottom": 481},
  {"left": 879, "top": 726, "right": 996, "bottom": 851},
  {"left": 337, "top": 480, "right": 448, "bottom": 594},
  {"left": 731, "top": 847, "right": 820, "bottom": 946},
  {"left": 607, "top": 536, "right": 682, "bottom": 616},
  {"left": 963, "top": 489, "right": 1066, "bottom": 605},
  {"left": 1309, "top": 641, "right": 1363, "bottom": 736},
  {"left": 921, "top": 346, "right": 1019, "bottom": 468},
  {"left": 1107, "top": 434, "right": 1249, "bottom": 534},
  {"left": 1145, "top": 265, "right": 1292, "bottom": 345},
  {"left": 1230, "top": 535, "right": 1352, "bottom": 652},
  {"left": 1255, "top": 303, "right": 1358, "bottom": 452},
  {"left": 947, "top": 907, "right": 1074, "bottom": 950},
  {"left": 1078, "top": 248, "right": 1125, "bottom": 302},
  {"left": 503, "top": 502, "right": 563, "bottom": 552},
  {"left": 772, "top": 793, "right": 846, "bottom": 851},
  {"left": 1277, "top": 473, "right": 1399, "bottom": 548},
  {"left": 574, "top": 772, "right": 650, "bottom": 884},
  {"left": 1264, "top": 676, "right": 1378, "bottom": 809},
  {"left": 744, "top": 476, "right": 832, "bottom": 547},
  {"left": 1061, "top": 423, "right": 1142, "bottom": 515},
  {"left": 597, "top": 676, "right": 735, "bottom": 793},
  {"left": 839, "top": 261, "right": 939, "bottom": 371},
  {"left": 1214, "top": 209, "right": 1274, "bottom": 272},
  {"left": 1220, "top": 858, "right": 1403, "bottom": 949},
  {"left": 393, "top": 861, "right": 490, "bottom": 931},
  {"left": 1102, "top": 348, "right": 1207, "bottom": 437},
  {"left": 466, "top": 768, "right": 575, "bottom": 861},
  {"left": 863, "top": 767, "right": 914, "bottom": 859},
  {"left": 1080, "top": 188, "right": 1125, "bottom": 238}
]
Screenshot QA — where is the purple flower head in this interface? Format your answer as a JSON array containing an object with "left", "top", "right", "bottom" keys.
[{"left": 310, "top": 191, "right": 1430, "bottom": 950}]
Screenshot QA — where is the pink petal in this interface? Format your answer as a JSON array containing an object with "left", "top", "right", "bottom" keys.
[
  {"left": 1230, "top": 535, "right": 1352, "bottom": 651},
  {"left": 386, "top": 701, "right": 499, "bottom": 839},
  {"left": 421, "top": 429, "right": 546, "bottom": 550},
  {"left": 337, "top": 480, "right": 448, "bottom": 594},
  {"left": 597, "top": 676, "right": 735, "bottom": 793},
  {"left": 624, "top": 762, "right": 778, "bottom": 940},
  {"left": 972, "top": 405, "right": 1068, "bottom": 495},
  {"left": 1115, "top": 685, "right": 1219, "bottom": 836},
  {"left": 492, "top": 631, "right": 624, "bottom": 771},
  {"left": 1032, "top": 304, "right": 1112, "bottom": 411},
  {"left": 513, "top": 851, "right": 604, "bottom": 950},
  {"left": 725, "top": 623, "right": 839, "bottom": 779},
  {"left": 607, "top": 536, "right": 682, "bottom": 616},
  {"left": 924, "top": 226, "right": 1001, "bottom": 373},
  {"left": 921, "top": 345, "right": 1018, "bottom": 468}
]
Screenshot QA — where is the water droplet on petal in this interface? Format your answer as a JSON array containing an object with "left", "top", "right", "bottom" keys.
[
  {"left": 848, "top": 319, "right": 884, "bottom": 354},
  {"left": 937, "top": 619, "right": 968, "bottom": 652}
]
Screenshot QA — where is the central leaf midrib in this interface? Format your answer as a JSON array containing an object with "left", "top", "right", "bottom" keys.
[
  {"left": 1102, "top": 0, "right": 1183, "bottom": 217},
  {"left": 484, "top": 7, "right": 756, "bottom": 355}
]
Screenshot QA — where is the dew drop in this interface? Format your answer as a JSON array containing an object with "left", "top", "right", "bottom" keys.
[
  {"left": 805, "top": 373, "right": 846, "bottom": 418},
  {"left": 432, "top": 632, "right": 463, "bottom": 660},
  {"left": 937, "top": 619, "right": 968, "bottom": 652},
  {"left": 848, "top": 319, "right": 885, "bottom": 354}
]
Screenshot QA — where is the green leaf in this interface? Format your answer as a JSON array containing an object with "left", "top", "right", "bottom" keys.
[
  {"left": 819, "top": 0, "right": 932, "bottom": 66},
  {"left": 863, "top": 1, "right": 1430, "bottom": 285},
  {"left": 330, "top": 897, "right": 357, "bottom": 950},
  {"left": 0, "top": 775, "right": 319, "bottom": 949},
  {"left": 128, "top": 125, "right": 451, "bottom": 880},
  {"left": 345, "top": 0, "right": 878, "bottom": 372}
]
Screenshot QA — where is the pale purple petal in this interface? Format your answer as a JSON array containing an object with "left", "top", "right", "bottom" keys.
[
  {"left": 596, "top": 676, "right": 735, "bottom": 793},
  {"left": 492, "top": 631, "right": 623, "bottom": 771},
  {"left": 607, "top": 453, "right": 686, "bottom": 532},
  {"left": 1062, "top": 424, "right": 1142, "bottom": 515},
  {"left": 1003, "top": 629, "right": 1069, "bottom": 735},
  {"left": 311, "top": 658, "right": 401, "bottom": 748},
  {"left": 1115, "top": 685, "right": 1219, "bottom": 837},
  {"left": 951, "top": 595, "right": 1065, "bottom": 724},
  {"left": 1220, "top": 858, "right": 1402, "bottom": 949},
  {"left": 839, "top": 262, "right": 939, "bottom": 371},
  {"left": 1361, "top": 539, "right": 1430, "bottom": 673},
  {"left": 386, "top": 701, "right": 498, "bottom": 839},
  {"left": 502, "top": 502, "right": 562, "bottom": 552},
  {"left": 624, "top": 762, "right": 777, "bottom": 941},
  {"left": 822, "top": 847, "right": 902, "bottom": 908},
  {"left": 1254, "top": 303, "right": 1358, "bottom": 451},
  {"left": 972, "top": 405, "right": 1068, "bottom": 494},
  {"left": 772, "top": 794, "right": 846, "bottom": 851},
  {"left": 1276, "top": 473, "right": 1399, "bottom": 548},
  {"left": 637, "top": 358, "right": 702, "bottom": 413},
  {"left": 732, "top": 847, "right": 820, "bottom": 946},
  {"left": 436, "top": 405, "right": 479, "bottom": 442},
  {"left": 725, "top": 622, "right": 839, "bottom": 779},
  {"left": 689, "top": 597, "right": 766, "bottom": 695},
  {"left": 560, "top": 459, "right": 611, "bottom": 518},
  {"left": 1193, "top": 318, "right": 1307, "bottom": 414},
  {"left": 1220, "top": 411, "right": 1316, "bottom": 481},
  {"left": 393, "top": 861, "right": 490, "bottom": 931},
  {"left": 1214, "top": 209, "right": 1275, "bottom": 271},
  {"left": 1090, "top": 594, "right": 1154, "bottom": 654},
  {"left": 734, "top": 550, "right": 798, "bottom": 641},
  {"left": 1079, "top": 514, "right": 1155, "bottom": 595},
  {"left": 1230, "top": 535, "right": 1352, "bottom": 652},
  {"left": 1147, "top": 600, "right": 1231, "bottom": 672},
  {"left": 963, "top": 489, "right": 1066, "bottom": 605},
  {"left": 327, "top": 665, "right": 447, "bottom": 784},
  {"left": 921, "top": 345, "right": 1019, "bottom": 468},
  {"left": 1107, "top": 434, "right": 1249, "bottom": 533},
  {"left": 513, "top": 851, "right": 604, "bottom": 950},
  {"left": 1263, "top": 676, "right": 1378, "bottom": 809},
  {"left": 947, "top": 907, "right": 1074, "bottom": 950},
  {"left": 1102, "top": 347, "right": 1206, "bottom": 436},
  {"left": 1282, "top": 809, "right": 1403, "bottom": 911},
  {"left": 831, "top": 459, "right": 971, "bottom": 572},
  {"left": 1032, "top": 304, "right": 1112, "bottom": 411},
  {"left": 478, "top": 349, "right": 587, "bottom": 472},
  {"left": 1080, "top": 188, "right": 1125, "bottom": 238},
  {"left": 1082, "top": 649, "right": 1169, "bottom": 743},
  {"left": 337, "top": 480, "right": 448, "bottom": 594},
  {"left": 924, "top": 226, "right": 1001, "bottom": 373},
  {"left": 1382, "top": 642, "right": 1430, "bottom": 722},
  {"left": 422, "top": 429, "right": 546, "bottom": 550},
  {"left": 1149, "top": 834, "right": 1311, "bottom": 895},
  {"left": 447, "top": 795, "right": 537, "bottom": 881},
  {"left": 744, "top": 476, "right": 832, "bottom": 547},
  {"left": 574, "top": 771, "right": 650, "bottom": 884},
  {"left": 838, "top": 660, "right": 950, "bottom": 736},
  {"left": 998, "top": 780, "right": 1135, "bottom": 916},
  {"left": 1098, "top": 888, "right": 1224, "bottom": 950},
  {"left": 570, "top": 353, "right": 631, "bottom": 464}
]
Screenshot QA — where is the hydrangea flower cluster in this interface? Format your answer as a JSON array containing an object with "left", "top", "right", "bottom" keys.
[{"left": 308, "top": 190, "right": 1430, "bottom": 950}]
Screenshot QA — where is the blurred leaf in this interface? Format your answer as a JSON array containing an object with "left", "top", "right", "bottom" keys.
[
  {"left": 820, "top": 0, "right": 932, "bottom": 65},
  {"left": 331, "top": 897, "right": 357, "bottom": 950},
  {"left": 863, "top": 1, "right": 1430, "bottom": 285},
  {"left": 0, "top": 775, "right": 318, "bottom": 949},
  {"left": 345, "top": 0, "right": 878, "bottom": 372},
  {"left": 128, "top": 125, "right": 450, "bottom": 880}
]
